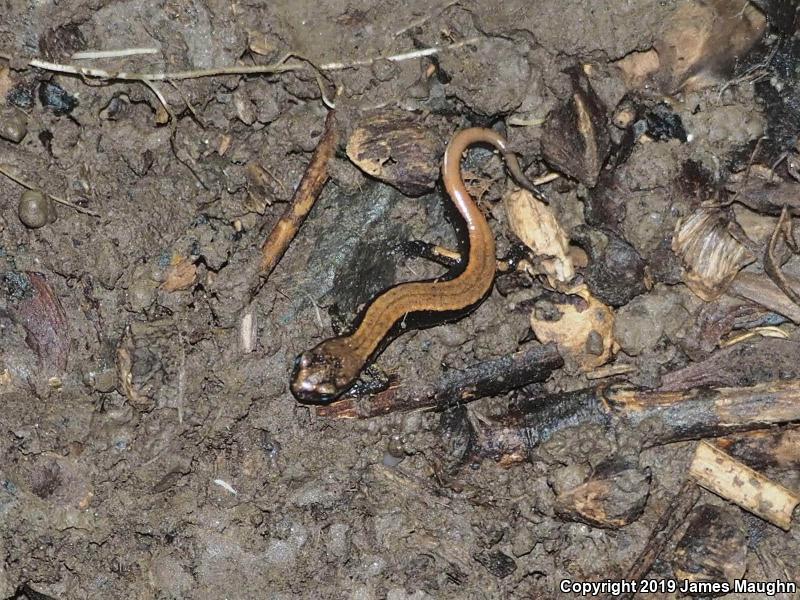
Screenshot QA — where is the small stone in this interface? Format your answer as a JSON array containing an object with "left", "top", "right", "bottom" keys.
[
  {"left": 0, "top": 107, "right": 28, "bottom": 143},
  {"left": 18, "top": 190, "right": 55, "bottom": 228}
]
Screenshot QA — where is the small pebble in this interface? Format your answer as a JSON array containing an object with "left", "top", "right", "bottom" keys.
[
  {"left": 18, "top": 190, "right": 55, "bottom": 228},
  {"left": 585, "top": 330, "right": 605, "bottom": 356},
  {"left": 386, "top": 434, "right": 405, "bottom": 458},
  {"left": 0, "top": 108, "right": 28, "bottom": 143}
]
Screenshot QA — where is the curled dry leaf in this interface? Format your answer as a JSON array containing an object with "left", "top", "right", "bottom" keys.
[
  {"left": 504, "top": 187, "right": 574, "bottom": 285},
  {"left": 672, "top": 208, "right": 755, "bottom": 301},
  {"left": 160, "top": 255, "right": 198, "bottom": 292},
  {"left": 346, "top": 110, "right": 444, "bottom": 196},
  {"left": 729, "top": 271, "right": 800, "bottom": 324},
  {"left": 614, "top": 0, "right": 766, "bottom": 93},
  {"left": 541, "top": 67, "right": 610, "bottom": 187},
  {"left": 530, "top": 283, "right": 615, "bottom": 372}
]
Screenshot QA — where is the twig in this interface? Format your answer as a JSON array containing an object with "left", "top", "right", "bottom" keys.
[
  {"left": 26, "top": 53, "right": 300, "bottom": 81},
  {"left": 690, "top": 441, "right": 799, "bottom": 530},
  {"left": 316, "top": 343, "right": 563, "bottom": 419},
  {"left": 507, "top": 116, "right": 547, "bottom": 127},
  {"left": 72, "top": 47, "right": 159, "bottom": 60},
  {"left": 251, "top": 110, "right": 338, "bottom": 295},
  {"left": 10, "top": 38, "right": 483, "bottom": 82},
  {"left": 0, "top": 164, "right": 100, "bottom": 217},
  {"left": 467, "top": 378, "right": 800, "bottom": 467},
  {"left": 318, "top": 37, "right": 480, "bottom": 70}
]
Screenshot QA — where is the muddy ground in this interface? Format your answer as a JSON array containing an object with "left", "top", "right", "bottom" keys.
[{"left": 0, "top": 1, "right": 799, "bottom": 598}]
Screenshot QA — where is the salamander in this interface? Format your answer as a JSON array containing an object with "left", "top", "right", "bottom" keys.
[{"left": 290, "top": 127, "right": 535, "bottom": 403}]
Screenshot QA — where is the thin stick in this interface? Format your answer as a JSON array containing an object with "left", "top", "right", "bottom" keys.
[
  {"left": 318, "top": 37, "right": 480, "bottom": 70},
  {"left": 15, "top": 38, "right": 482, "bottom": 82},
  {"left": 72, "top": 48, "right": 159, "bottom": 60},
  {"left": 252, "top": 110, "right": 338, "bottom": 294},
  {"left": 0, "top": 164, "right": 100, "bottom": 217},
  {"left": 27, "top": 54, "right": 300, "bottom": 81}
]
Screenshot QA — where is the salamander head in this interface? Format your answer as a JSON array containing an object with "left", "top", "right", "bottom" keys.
[{"left": 290, "top": 338, "right": 362, "bottom": 403}]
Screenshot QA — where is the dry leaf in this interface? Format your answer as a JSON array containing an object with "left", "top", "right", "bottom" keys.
[
  {"left": 673, "top": 208, "right": 755, "bottom": 301},
  {"left": 615, "top": 0, "right": 766, "bottom": 93},
  {"left": 504, "top": 188, "right": 574, "bottom": 285},
  {"left": 160, "top": 256, "right": 198, "bottom": 292},
  {"left": 346, "top": 110, "right": 443, "bottom": 196}
]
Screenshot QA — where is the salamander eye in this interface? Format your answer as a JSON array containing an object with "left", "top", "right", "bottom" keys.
[{"left": 294, "top": 352, "right": 312, "bottom": 369}]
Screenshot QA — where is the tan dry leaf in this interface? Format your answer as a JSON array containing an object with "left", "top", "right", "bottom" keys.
[
  {"left": 160, "top": 256, "right": 198, "bottom": 292},
  {"left": 504, "top": 188, "right": 574, "bottom": 285},
  {"left": 614, "top": 1, "right": 766, "bottom": 94},
  {"left": 614, "top": 49, "right": 661, "bottom": 89},
  {"left": 530, "top": 283, "right": 615, "bottom": 372},
  {"left": 673, "top": 208, "right": 755, "bottom": 301}
]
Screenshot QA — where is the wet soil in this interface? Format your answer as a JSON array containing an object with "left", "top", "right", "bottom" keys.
[{"left": 0, "top": 1, "right": 798, "bottom": 599}]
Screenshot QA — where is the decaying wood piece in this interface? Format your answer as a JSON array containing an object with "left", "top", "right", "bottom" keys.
[
  {"left": 671, "top": 503, "right": 747, "bottom": 586},
  {"left": 541, "top": 67, "right": 610, "bottom": 187},
  {"left": 553, "top": 460, "right": 651, "bottom": 529},
  {"left": 254, "top": 110, "right": 337, "bottom": 287},
  {"left": 464, "top": 379, "right": 800, "bottom": 467},
  {"left": 730, "top": 180, "right": 800, "bottom": 216},
  {"left": 728, "top": 271, "right": 800, "bottom": 324},
  {"left": 716, "top": 427, "right": 800, "bottom": 472},
  {"left": 660, "top": 337, "right": 800, "bottom": 391},
  {"left": 346, "top": 110, "right": 444, "bottom": 196},
  {"left": 690, "top": 441, "right": 800, "bottom": 531},
  {"left": 465, "top": 387, "right": 607, "bottom": 467},
  {"left": 601, "top": 479, "right": 701, "bottom": 600},
  {"left": 609, "top": 379, "right": 800, "bottom": 446},
  {"left": 315, "top": 342, "right": 563, "bottom": 419}
]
